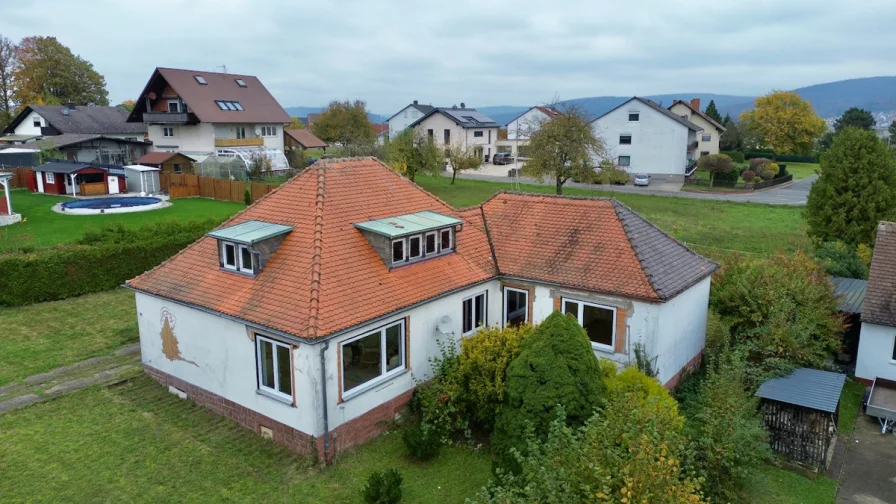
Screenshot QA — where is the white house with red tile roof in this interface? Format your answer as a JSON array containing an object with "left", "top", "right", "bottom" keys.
[{"left": 126, "top": 157, "right": 716, "bottom": 461}]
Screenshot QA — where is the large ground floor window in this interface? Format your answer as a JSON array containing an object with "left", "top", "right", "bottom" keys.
[
  {"left": 503, "top": 287, "right": 528, "bottom": 327},
  {"left": 562, "top": 298, "right": 616, "bottom": 351},
  {"left": 255, "top": 335, "right": 293, "bottom": 400},
  {"left": 463, "top": 292, "right": 487, "bottom": 335},
  {"left": 342, "top": 319, "right": 405, "bottom": 396}
]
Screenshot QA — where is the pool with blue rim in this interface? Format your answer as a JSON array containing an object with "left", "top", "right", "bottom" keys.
[{"left": 61, "top": 196, "right": 162, "bottom": 210}]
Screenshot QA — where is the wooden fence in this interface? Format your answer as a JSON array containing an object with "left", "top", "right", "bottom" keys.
[
  {"left": 160, "top": 172, "right": 276, "bottom": 204},
  {"left": 761, "top": 400, "right": 835, "bottom": 470},
  {"left": 1, "top": 167, "right": 34, "bottom": 189}
]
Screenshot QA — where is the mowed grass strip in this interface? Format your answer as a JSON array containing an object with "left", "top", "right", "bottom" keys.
[
  {"left": 0, "top": 289, "right": 138, "bottom": 386},
  {"left": 0, "top": 374, "right": 492, "bottom": 503},
  {"left": 415, "top": 175, "right": 810, "bottom": 261},
  {"left": 3, "top": 190, "right": 244, "bottom": 247}
]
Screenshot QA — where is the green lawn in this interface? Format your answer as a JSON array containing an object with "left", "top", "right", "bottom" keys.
[
  {"left": 0, "top": 375, "right": 492, "bottom": 503},
  {"left": 415, "top": 175, "right": 809, "bottom": 261},
  {"left": 743, "top": 464, "right": 837, "bottom": 504},
  {"left": 0, "top": 289, "right": 138, "bottom": 386},
  {"left": 838, "top": 377, "right": 867, "bottom": 435},
  {"left": 2, "top": 190, "right": 244, "bottom": 248},
  {"left": 785, "top": 162, "right": 820, "bottom": 180}
]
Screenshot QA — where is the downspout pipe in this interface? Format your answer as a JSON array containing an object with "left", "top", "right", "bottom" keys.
[{"left": 319, "top": 340, "right": 331, "bottom": 459}]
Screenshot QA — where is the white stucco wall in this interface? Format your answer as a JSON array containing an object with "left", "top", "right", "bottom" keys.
[
  {"left": 412, "top": 112, "right": 498, "bottom": 162},
  {"left": 148, "top": 123, "right": 216, "bottom": 153},
  {"left": 507, "top": 108, "right": 549, "bottom": 140},
  {"left": 592, "top": 102, "right": 692, "bottom": 176},
  {"left": 857, "top": 322, "right": 896, "bottom": 382},
  {"left": 12, "top": 111, "right": 45, "bottom": 136},
  {"left": 388, "top": 105, "right": 427, "bottom": 139},
  {"left": 135, "top": 292, "right": 321, "bottom": 435}
]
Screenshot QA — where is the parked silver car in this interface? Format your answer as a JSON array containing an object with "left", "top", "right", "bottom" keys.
[{"left": 634, "top": 173, "right": 650, "bottom": 186}]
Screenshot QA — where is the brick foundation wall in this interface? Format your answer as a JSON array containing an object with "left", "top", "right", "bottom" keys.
[
  {"left": 663, "top": 350, "right": 703, "bottom": 390},
  {"left": 144, "top": 365, "right": 413, "bottom": 463}
]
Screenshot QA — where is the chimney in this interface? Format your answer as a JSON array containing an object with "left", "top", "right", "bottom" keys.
[
  {"left": 413, "top": 100, "right": 418, "bottom": 105},
  {"left": 690, "top": 98, "right": 701, "bottom": 111},
  {"left": 460, "top": 102, "right": 466, "bottom": 109},
  {"left": 65, "top": 102, "right": 76, "bottom": 110}
]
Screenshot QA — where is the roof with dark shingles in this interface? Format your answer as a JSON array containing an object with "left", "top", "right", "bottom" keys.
[
  {"left": 32, "top": 133, "right": 150, "bottom": 149},
  {"left": 593, "top": 97, "right": 703, "bottom": 132},
  {"left": 613, "top": 201, "right": 719, "bottom": 299},
  {"left": 863, "top": 222, "right": 896, "bottom": 326},
  {"left": 32, "top": 160, "right": 109, "bottom": 174},
  {"left": 755, "top": 368, "right": 846, "bottom": 413},
  {"left": 284, "top": 129, "right": 328, "bottom": 148},
  {"left": 3, "top": 105, "right": 147, "bottom": 135},
  {"left": 832, "top": 277, "right": 867, "bottom": 314}
]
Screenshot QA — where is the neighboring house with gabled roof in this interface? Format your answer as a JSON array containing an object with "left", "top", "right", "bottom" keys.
[
  {"left": 668, "top": 99, "right": 727, "bottom": 157},
  {"left": 500, "top": 105, "right": 563, "bottom": 157},
  {"left": 857, "top": 222, "right": 896, "bottom": 383},
  {"left": 407, "top": 105, "right": 500, "bottom": 162},
  {"left": 125, "top": 157, "right": 716, "bottom": 460},
  {"left": 386, "top": 100, "right": 435, "bottom": 140},
  {"left": 127, "top": 67, "right": 291, "bottom": 170},
  {"left": 591, "top": 97, "right": 704, "bottom": 181},
  {"left": 1, "top": 104, "right": 150, "bottom": 164}
]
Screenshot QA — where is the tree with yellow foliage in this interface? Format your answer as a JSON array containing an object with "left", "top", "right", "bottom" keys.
[{"left": 740, "top": 91, "right": 826, "bottom": 159}]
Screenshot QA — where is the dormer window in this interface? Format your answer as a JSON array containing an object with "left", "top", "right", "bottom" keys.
[
  {"left": 208, "top": 220, "right": 294, "bottom": 277},
  {"left": 355, "top": 211, "right": 462, "bottom": 268}
]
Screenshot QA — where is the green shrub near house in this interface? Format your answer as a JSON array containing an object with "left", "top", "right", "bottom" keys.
[
  {"left": 721, "top": 150, "right": 746, "bottom": 163},
  {"left": 0, "top": 220, "right": 218, "bottom": 306}
]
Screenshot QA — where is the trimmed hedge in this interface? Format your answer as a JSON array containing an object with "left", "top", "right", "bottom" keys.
[
  {"left": 0, "top": 220, "right": 219, "bottom": 306},
  {"left": 720, "top": 150, "right": 745, "bottom": 163},
  {"left": 744, "top": 151, "right": 818, "bottom": 163}
]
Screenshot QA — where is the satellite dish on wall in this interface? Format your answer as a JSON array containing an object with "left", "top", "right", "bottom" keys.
[
  {"left": 436, "top": 315, "right": 453, "bottom": 335},
  {"left": 254, "top": 127, "right": 262, "bottom": 136}
]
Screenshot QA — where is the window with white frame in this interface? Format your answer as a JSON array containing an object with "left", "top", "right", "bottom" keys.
[
  {"left": 619, "top": 134, "right": 632, "bottom": 145},
  {"left": 391, "top": 228, "right": 454, "bottom": 266},
  {"left": 463, "top": 292, "right": 487, "bottom": 334},
  {"left": 424, "top": 231, "right": 437, "bottom": 255},
  {"left": 32, "top": 117, "right": 41, "bottom": 128},
  {"left": 46, "top": 172, "right": 55, "bottom": 183},
  {"left": 562, "top": 298, "right": 616, "bottom": 351},
  {"left": 503, "top": 287, "right": 528, "bottom": 327},
  {"left": 702, "top": 134, "right": 711, "bottom": 142},
  {"left": 628, "top": 112, "right": 640, "bottom": 122},
  {"left": 261, "top": 126, "right": 277, "bottom": 137},
  {"left": 221, "top": 242, "right": 237, "bottom": 270},
  {"left": 236, "top": 127, "right": 246, "bottom": 139},
  {"left": 238, "top": 245, "right": 254, "bottom": 273},
  {"left": 408, "top": 235, "right": 422, "bottom": 259},
  {"left": 163, "top": 127, "right": 175, "bottom": 137},
  {"left": 618, "top": 155, "right": 631, "bottom": 167},
  {"left": 256, "top": 335, "right": 292, "bottom": 399},
  {"left": 391, "top": 239, "right": 405, "bottom": 264},
  {"left": 341, "top": 320, "right": 405, "bottom": 395},
  {"left": 168, "top": 100, "right": 180, "bottom": 113},
  {"left": 891, "top": 335, "right": 896, "bottom": 361},
  {"left": 440, "top": 228, "right": 453, "bottom": 251}
]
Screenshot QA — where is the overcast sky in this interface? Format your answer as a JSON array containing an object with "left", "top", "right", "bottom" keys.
[{"left": 2, "top": 0, "right": 894, "bottom": 114}]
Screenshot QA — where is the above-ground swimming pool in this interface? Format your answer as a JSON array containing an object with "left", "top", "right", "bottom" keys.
[{"left": 56, "top": 196, "right": 169, "bottom": 215}]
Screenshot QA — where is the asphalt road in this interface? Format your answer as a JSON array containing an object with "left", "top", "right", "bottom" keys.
[{"left": 453, "top": 171, "right": 817, "bottom": 206}]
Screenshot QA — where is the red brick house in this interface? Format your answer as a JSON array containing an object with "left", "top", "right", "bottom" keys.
[{"left": 126, "top": 157, "right": 715, "bottom": 461}]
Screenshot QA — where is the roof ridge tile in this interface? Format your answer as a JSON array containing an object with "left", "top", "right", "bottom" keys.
[{"left": 306, "top": 165, "right": 326, "bottom": 338}]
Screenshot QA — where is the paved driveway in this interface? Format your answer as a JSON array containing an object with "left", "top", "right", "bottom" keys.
[
  {"left": 836, "top": 414, "right": 896, "bottom": 503},
  {"left": 452, "top": 171, "right": 817, "bottom": 206}
]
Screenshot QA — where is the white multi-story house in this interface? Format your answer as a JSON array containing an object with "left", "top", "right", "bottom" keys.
[
  {"left": 668, "top": 99, "right": 726, "bottom": 157},
  {"left": 1, "top": 104, "right": 150, "bottom": 164},
  {"left": 499, "top": 105, "right": 562, "bottom": 157},
  {"left": 591, "top": 97, "right": 703, "bottom": 181},
  {"left": 856, "top": 222, "right": 896, "bottom": 384},
  {"left": 387, "top": 100, "right": 435, "bottom": 140},
  {"left": 126, "top": 157, "right": 716, "bottom": 462},
  {"left": 127, "top": 68, "right": 291, "bottom": 170},
  {"left": 408, "top": 105, "right": 500, "bottom": 162}
]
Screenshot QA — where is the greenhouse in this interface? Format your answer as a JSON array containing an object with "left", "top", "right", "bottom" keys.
[{"left": 216, "top": 147, "right": 290, "bottom": 172}]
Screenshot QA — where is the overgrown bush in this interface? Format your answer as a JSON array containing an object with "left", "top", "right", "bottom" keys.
[
  {"left": 452, "top": 324, "right": 532, "bottom": 430},
  {"left": 714, "top": 168, "right": 739, "bottom": 183},
  {"left": 491, "top": 311, "right": 605, "bottom": 465},
  {"left": 473, "top": 372, "right": 704, "bottom": 503},
  {"left": 720, "top": 150, "right": 745, "bottom": 163},
  {"left": 749, "top": 157, "right": 771, "bottom": 171},
  {"left": 683, "top": 353, "right": 770, "bottom": 503},
  {"left": 408, "top": 340, "right": 465, "bottom": 446},
  {"left": 401, "top": 422, "right": 442, "bottom": 461},
  {"left": 361, "top": 468, "right": 403, "bottom": 504},
  {"left": 0, "top": 220, "right": 219, "bottom": 306},
  {"left": 710, "top": 252, "right": 843, "bottom": 387},
  {"left": 697, "top": 153, "right": 733, "bottom": 186},
  {"left": 594, "top": 164, "right": 630, "bottom": 185},
  {"left": 765, "top": 162, "right": 780, "bottom": 175},
  {"left": 759, "top": 169, "right": 775, "bottom": 181},
  {"left": 742, "top": 170, "right": 756, "bottom": 182},
  {"left": 815, "top": 241, "right": 869, "bottom": 279}
]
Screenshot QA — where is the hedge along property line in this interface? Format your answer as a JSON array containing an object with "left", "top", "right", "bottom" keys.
[
  {"left": 720, "top": 151, "right": 746, "bottom": 163},
  {"left": 743, "top": 151, "right": 818, "bottom": 163},
  {"left": 0, "top": 220, "right": 218, "bottom": 306}
]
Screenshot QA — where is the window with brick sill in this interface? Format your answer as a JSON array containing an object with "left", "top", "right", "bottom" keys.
[
  {"left": 341, "top": 319, "right": 406, "bottom": 397},
  {"left": 256, "top": 335, "right": 292, "bottom": 401},
  {"left": 562, "top": 298, "right": 615, "bottom": 352}
]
